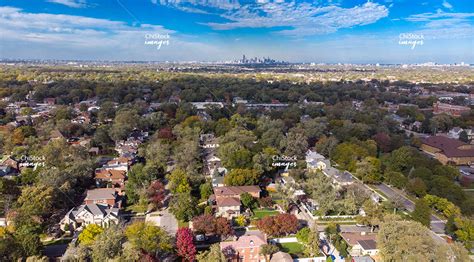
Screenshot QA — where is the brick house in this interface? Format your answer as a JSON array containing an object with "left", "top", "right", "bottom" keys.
[
  {"left": 420, "top": 136, "right": 474, "bottom": 165},
  {"left": 220, "top": 231, "right": 267, "bottom": 262},
  {"left": 84, "top": 188, "right": 122, "bottom": 208},
  {"left": 94, "top": 169, "right": 126, "bottom": 187}
]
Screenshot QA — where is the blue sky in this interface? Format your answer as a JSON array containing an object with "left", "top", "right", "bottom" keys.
[{"left": 0, "top": 0, "right": 473, "bottom": 63}]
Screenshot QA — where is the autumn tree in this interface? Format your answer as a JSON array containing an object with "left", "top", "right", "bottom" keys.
[
  {"left": 125, "top": 222, "right": 172, "bottom": 256},
  {"left": 257, "top": 214, "right": 298, "bottom": 237},
  {"left": 176, "top": 228, "right": 196, "bottom": 262},
  {"left": 147, "top": 180, "right": 166, "bottom": 210},
  {"left": 78, "top": 224, "right": 104, "bottom": 246}
]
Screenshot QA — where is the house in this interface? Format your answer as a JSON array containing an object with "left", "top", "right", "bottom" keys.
[
  {"left": 200, "top": 133, "right": 220, "bottom": 149},
  {"left": 306, "top": 150, "right": 327, "bottom": 171},
  {"left": 216, "top": 197, "right": 241, "bottom": 218},
  {"left": 212, "top": 186, "right": 261, "bottom": 218},
  {"left": 341, "top": 232, "right": 379, "bottom": 257},
  {"left": 60, "top": 204, "right": 120, "bottom": 230},
  {"left": 220, "top": 231, "right": 267, "bottom": 262},
  {"left": 94, "top": 169, "right": 126, "bottom": 188},
  {"left": 214, "top": 186, "right": 261, "bottom": 199},
  {"left": 433, "top": 102, "right": 470, "bottom": 117},
  {"left": 84, "top": 188, "right": 122, "bottom": 208},
  {"left": 420, "top": 136, "right": 474, "bottom": 165},
  {"left": 448, "top": 127, "right": 463, "bottom": 139}
]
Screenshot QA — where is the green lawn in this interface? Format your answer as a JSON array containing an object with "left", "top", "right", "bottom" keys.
[
  {"left": 252, "top": 209, "right": 279, "bottom": 219},
  {"left": 278, "top": 242, "right": 305, "bottom": 257}
]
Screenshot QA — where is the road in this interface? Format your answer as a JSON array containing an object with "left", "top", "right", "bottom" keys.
[{"left": 375, "top": 183, "right": 446, "bottom": 234}]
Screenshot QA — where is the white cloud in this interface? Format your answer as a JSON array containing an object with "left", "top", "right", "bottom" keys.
[
  {"left": 47, "top": 0, "right": 88, "bottom": 8},
  {"left": 0, "top": 6, "right": 228, "bottom": 61},
  {"left": 442, "top": 0, "right": 453, "bottom": 10},
  {"left": 405, "top": 9, "right": 474, "bottom": 39},
  {"left": 155, "top": 1, "right": 389, "bottom": 37}
]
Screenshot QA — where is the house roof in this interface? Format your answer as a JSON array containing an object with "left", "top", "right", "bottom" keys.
[
  {"left": 220, "top": 231, "right": 266, "bottom": 250},
  {"left": 358, "top": 239, "right": 377, "bottom": 250},
  {"left": 216, "top": 197, "right": 241, "bottom": 207},
  {"left": 270, "top": 251, "right": 292, "bottom": 262},
  {"left": 95, "top": 169, "right": 126, "bottom": 180},
  {"left": 213, "top": 186, "right": 260, "bottom": 197},
  {"left": 85, "top": 188, "right": 117, "bottom": 201},
  {"left": 340, "top": 232, "right": 377, "bottom": 247},
  {"left": 422, "top": 136, "right": 474, "bottom": 157}
]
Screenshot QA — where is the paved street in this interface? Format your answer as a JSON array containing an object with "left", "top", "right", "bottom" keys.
[{"left": 375, "top": 183, "right": 446, "bottom": 233}]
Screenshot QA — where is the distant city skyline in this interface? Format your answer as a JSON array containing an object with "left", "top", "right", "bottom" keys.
[{"left": 0, "top": 0, "right": 473, "bottom": 63}]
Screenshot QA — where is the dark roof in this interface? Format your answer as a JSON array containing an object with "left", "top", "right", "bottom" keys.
[
  {"left": 422, "top": 136, "right": 474, "bottom": 157},
  {"left": 358, "top": 239, "right": 377, "bottom": 250}
]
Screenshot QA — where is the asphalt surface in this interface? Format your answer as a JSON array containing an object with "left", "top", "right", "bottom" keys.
[{"left": 375, "top": 183, "right": 446, "bottom": 233}]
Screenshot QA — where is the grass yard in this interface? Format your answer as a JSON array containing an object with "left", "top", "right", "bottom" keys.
[
  {"left": 278, "top": 242, "right": 305, "bottom": 257},
  {"left": 252, "top": 209, "right": 279, "bottom": 219}
]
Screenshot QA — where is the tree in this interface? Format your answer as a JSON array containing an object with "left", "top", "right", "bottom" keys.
[
  {"left": 296, "top": 228, "right": 310, "bottom": 243},
  {"left": 240, "top": 193, "right": 257, "bottom": 210},
  {"left": 78, "top": 224, "right": 104, "bottom": 246},
  {"left": 407, "top": 178, "right": 427, "bottom": 197},
  {"left": 304, "top": 174, "right": 337, "bottom": 215},
  {"left": 200, "top": 182, "right": 213, "bottom": 201},
  {"left": 192, "top": 214, "right": 216, "bottom": 235},
  {"left": 257, "top": 214, "right": 298, "bottom": 237},
  {"left": 235, "top": 215, "right": 247, "bottom": 227},
  {"left": 355, "top": 156, "right": 382, "bottom": 184},
  {"left": 259, "top": 244, "right": 279, "bottom": 262},
  {"left": 304, "top": 226, "right": 321, "bottom": 257},
  {"left": 91, "top": 224, "right": 125, "bottom": 261},
  {"left": 454, "top": 216, "right": 474, "bottom": 250},
  {"left": 176, "top": 228, "right": 196, "bottom": 262},
  {"left": 280, "top": 128, "right": 308, "bottom": 159},
  {"left": 167, "top": 168, "right": 191, "bottom": 194},
  {"left": 376, "top": 215, "right": 464, "bottom": 261},
  {"left": 315, "top": 135, "right": 338, "bottom": 158},
  {"left": 215, "top": 217, "right": 233, "bottom": 239},
  {"left": 125, "top": 222, "right": 172, "bottom": 256},
  {"left": 324, "top": 223, "right": 339, "bottom": 244},
  {"left": 356, "top": 200, "right": 384, "bottom": 232},
  {"left": 147, "top": 180, "right": 166, "bottom": 210},
  {"left": 218, "top": 142, "right": 253, "bottom": 169},
  {"left": 383, "top": 171, "right": 407, "bottom": 189},
  {"left": 258, "top": 196, "right": 274, "bottom": 208},
  {"left": 169, "top": 193, "right": 200, "bottom": 222},
  {"left": 17, "top": 185, "right": 54, "bottom": 216},
  {"left": 224, "top": 169, "right": 259, "bottom": 186},
  {"left": 196, "top": 244, "right": 226, "bottom": 262},
  {"left": 411, "top": 198, "right": 431, "bottom": 227}
]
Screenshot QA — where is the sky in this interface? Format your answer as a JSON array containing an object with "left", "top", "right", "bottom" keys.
[{"left": 0, "top": 0, "right": 473, "bottom": 63}]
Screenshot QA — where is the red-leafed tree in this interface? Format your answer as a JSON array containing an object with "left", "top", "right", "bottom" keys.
[
  {"left": 373, "top": 132, "right": 392, "bottom": 153},
  {"left": 192, "top": 214, "right": 216, "bottom": 235},
  {"left": 147, "top": 180, "right": 166, "bottom": 209},
  {"left": 275, "top": 213, "right": 298, "bottom": 235},
  {"left": 176, "top": 227, "right": 196, "bottom": 262},
  {"left": 257, "top": 213, "right": 298, "bottom": 237},
  {"left": 215, "top": 217, "right": 233, "bottom": 239}
]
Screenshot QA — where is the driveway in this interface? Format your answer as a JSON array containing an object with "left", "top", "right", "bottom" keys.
[{"left": 145, "top": 208, "right": 179, "bottom": 235}]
